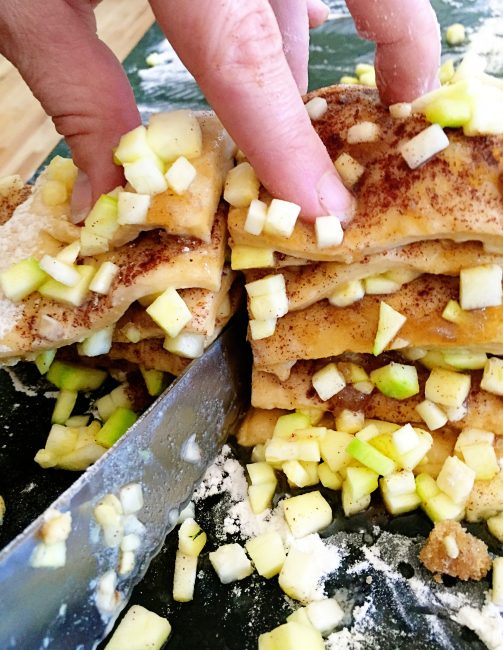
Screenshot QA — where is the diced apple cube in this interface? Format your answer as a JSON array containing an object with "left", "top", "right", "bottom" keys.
[
  {"left": 345, "top": 466, "right": 379, "bottom": 500},
  {"left": 347, "top": 121, "right": 380, "bottom": 143},
  {"left": 244, "top": 199, "right": 268, "bottom": 236},
  {"left": 334, "top": 152, "right": 365, "bottom": 187},
  {"left": 245, "top": 532, "right": 286, "bottom": 578},
  {"left": 364, "top": 275, "right": 402, "bottom": 295},
  {"left": 442, "top": 350, "right": 487, "bottom": 370},
  {"left": 40, "top": 509, "right": 72, "bottom": 545},
  {"left": 247, "top": 462, "right": 277, "bottom": 485},
  {"left": 278, "top": 547, "right": 322, "bottom": 603},
  {"left": 42, "top": 179, "right": 68, "bottom": 206},
  {"left": 283, "top": 491, "right": 332, "bottom": 538},
  {"left": 312, "top": 363, "right": 346, "bottom": 401},
  {"left": 335, "top": 409, "right": 364, "bottom": 434},
  {"left": 381, "top": 470, "right": 416, "bottom": 496},
  {"left": 283, "top": 460, "right": 319, "bottom": 488},
  {"left": 114, "top": 125, "right": 153, "bottom": 163},
  {"left": 425, "top": 367, "right": 471, "bottom": 408},
  {"left": 442, "top": 300, "right": 464, "bottom": 327},
  {"left": 118, "top": 550, "right": 135, "bottom": 575},
  {"left": 359, "top": 70, "right": 376, "bottom": 86},
  {"left": 460, "top": 264, "right": 502, "bottom": 310},
  {"left": 30, "top": 541, "right": 67, "bottom": 568},
  {"left": 89, "top": 261, "right": 119, "bottom": 295},
  {"left": 45, "top": 423, "right": 78, "bottom": 456},
  {"left": 79, "top": 229, "right": 109, "bottom": 256},
  {"left": 249, "top": 318, "right": 277, "bottom": 340},
  {"left": 56, "top": 241, "right": 80, "bottom": 265},
  {"left": 370, "top": 362, "right": 419, "bottom": 400},
  {"left": 146, "top": 110, "right": 202, "bottom": 162},
  {"left": 480, "top": 357, "right": 503, "bottom": 396},
  {"left": 248, "top": 482, "right": 277, "bottom": 514},
  {"left": 416, "top": 472, "right": 441, "bottom": 502},
  {"left": 84, "top": 194, "right": 119, "bottom": 239},
  {"left": 224, "top": 162, "right": 259, "bottom": 208},
  {"left": 320, "top": 430, "right": 354, "bottom": 473},
  {"left": 446, "top": 22, "right": 465, "bottom": 45},
  {"left": 249, "top": 292, "right": 288, "bottom": 320},
  {"left": 373, "top": 302, "right": 407, "bottom": 356},
  {"left": 268, "top": 622, "right": 325, "bottom": 650},
  {"left": 355, "top": 424, "right": 379, "bottom": 441},
  {"left": 287, "top": 607, "right": 313, "bottom": 627},
  {"left": 231, "top": 245, "right": 275, "bottom": 270},
  {"left": 46, "top": 156, "right": 78, "bottom": 190},
  {"left": 245, "top": 273, "right": 286, "bottom": 298},
  {"left": 415, "top": 399, "right": 448, "bottom": 430},
  {"left": 436, "top": 455, "right": 476, "bottom": 504},
  {"left": 146, "top": 287, "right": 192, "bottom": 337},
  {"left": 104, "top": 604, "right": 171, "bottom": 650},
  {"left": 444, "top": 403, "right": 468, "bottom": 422},
  {"left": 119, "top": 483, "right": 143, "bottom": 515},
  {"left": 461, "top": 443, "right": 499, "bottom": 480},
  {"left": 251, "top": 444, "right": 266, "bottom": 463},
  {"left": 454, "top": 428, "right": 495, "bottom": 454},
  {"left": 123, "top": 157, "right": 168, "bottom": 195},
  {"left": 399, "top": 429, "right": 433, "bottom": 471},
  {"left": 315, "top": 216, "right": 344, "bottom": 249},
  {"left": 273, "top": 412, "right": 311, "bottom": 438},
  {"left": 77, "top": 326, "right": 114, "bottom": 357},
  {"left": 165, "top": 156, "right": 197, "bottom": 194},
  {"left": 318, "top": 462, "right": 343, "bottom": 490},
  {"left": 178, "top": 518, "right": 207, "bottom": 556},
  {"left": 265, "top": 438, "right": 320, "bottom": 463},
  {"left": 39, "top": 265, "right": 95, "bottom": 307},
  {"left": 382, "top": 490, "right": 421, "bottom": 515},
  {"left": 399, "top": 124, "right": 449, "bottom": 169},
  {"left": 0, "top": 257, "right": 47, "bottom": 302},
  {"left": 346, "top": 438, "right": 396, "bottom": 476},
  {"left": 264, "top": 199, "right": 301, "bottom": 238},
  {"left": 117, "top": 192, "right": 151, "bottom": 225},
  {"left": 164, "top": 332, "right": 205, "bottom": 359},
  {"left": 487, "top": 513, "right": 503, "bottom": 543},
  {"left": 341, "top": 483, "right": 371, "bottom": 516},
  {"left": 328, "top": 280, "right": 365, "bottom": 307},
  {"left": 389, "top": 103, "right": 412, "bottom": 119},
  {"left": 392, "top": 424, "right": 419, "bottom": 455},
  {"left": 305, "top": 96, "right": 328, "bottom": 121},
  {"left": 306, "top": 599, "right": 344, "bottom": 635},
  {"left": 209, "top": 543, "right": 254, "bottom": 584},
  {"left": 422, "top": 492, "right": 465, "bottom": 523}
]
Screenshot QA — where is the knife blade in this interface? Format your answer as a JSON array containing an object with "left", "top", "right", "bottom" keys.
[{"left": 0, "top": 316, "right": 249, "bottom": 649}]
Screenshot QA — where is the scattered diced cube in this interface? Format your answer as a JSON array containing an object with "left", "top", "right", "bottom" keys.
[
  {"left": 209, "top": 543, "right": 254, "bottom": 584},
  {"left": 282, "top": 491, "right": 332, "bottom": 538},
  {"left": 425, "top": 367, "right": 471, "bottom": 408},
  {"left": 334, "top": 153, "right": 365, "bottom": 187},
  {"left": 264, "top": 199, "right": 301, "bottom": 238},
  {"left": 436, "top": 456, "right": 476, "bottom": 505},
  {"left": 104, "top": 605, "right": 171, "bottom": 650},
  {"left": 305, "top": 96, "right": 328, "bottom": 121},
  {"left": 347, "top": 121, "right": 380, "bottom": 143},
  {"left": 224, "top": 162, "right": 259, "bottom": 208},
  {"left": 315, "top": 216, "right": 344, "bottom": 249},
  {"left": 460, "top": 264, "right": 502, "bottom": 310},
  {"left": 245, "top": 532, "right": 286, "bottom": 578},
  {"left": 399, "top": 124, "right": 449, "bottom": 169},
  {"left": 146, "top": 287, "right": 192, "bottom": 337},
  {"left": 312, "top": 363, "right": 346, "bottom": 401}
]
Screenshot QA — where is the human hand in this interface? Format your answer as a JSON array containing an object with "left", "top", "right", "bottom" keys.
[{"left": 0, "top": 0, "right": 439, "bottom": 222}]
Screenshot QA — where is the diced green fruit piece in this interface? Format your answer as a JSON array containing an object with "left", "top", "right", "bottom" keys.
[
  {"left": 114, "top": 125, "right": 154, "bottom": 164},
  {"left": 146, "top": 287, "right": 192, "bottom": 338},
  {"left": 248, "top": 482, "right": 276, "bottom": 514},
  {"left": 245, "top": 532, "right": 286, "bottom": 578},
  {"left": 140, "top": 366, "right": 165, "bottom": 396},
  {"left": 320, "top": 430, "right": 354, "bottom": 472},
  {"left": 178, "top": 518, "right": 207, "bottom": 557},
  {"left": 39, "top": 265, "right": 95, "bottom": 307},
  {"left": 381, "top": 470, "right": 416, "bottom": 496},
  {"left": 231, "top": 245, "right": 275, "bottom": 270},
  {"left": 364, "top": 419, "right": 401, "bottom": 434},
  {"left": 345, "top": 466, "right": 379, "bottom": 500},
  {"left": 342, "top": 482, "right": 371, "bottom": 516},
  {"left": 278, "top": 548, "right": 322, "bottom": 603},
  {"left": 381, "top": 490, "right": 421, "bottom": 515},
  {"left": 439, "top": 59, "right": 455, "bottom": 84},
  {"left": 436, "top": 456, "right": 475, "bottom": 504},
  {"left": 318, "top": 462, "right": 343, "bottom": 490},
  {"left": 51, "top": 389, "right": 78, "bottom": 425},
  {"left": 84, "top": 195, "right": 119, "bottom": 240},
  {"left": 46, "top": 156, "right": 78, "bottom": 190},
  {"left": 34, "top": 448, "right": 58, "bottom": 468},
  {"left": 172, "top": 550, "right": 197, "bottom": 602},
  {"left": 415, "top": 399, "right": 448, "bottom": 430},
  {"left": 346, "top": 438, "right": 396, "bottom": 476},
  {"left": 147, "top": 110, "right": 202, "bottom": 162},
  {"left": 35, "top": 349, "right": 56, "bottom": 374},
  {"left": 287, "top": 607, "right": 313, "bottom": 627},
  {"left": 392, "top": 424, "right": 419, "bottom": 454},
  {"left": 47, "top": 360, "right": 107, "bottom": 391},
  {"left": 164, "top": 331, "right": 205, "bottom": 359},
  {"left": 289, "top": 428, "right": 327, "bottom": 442},
  {"left": 415, "top": 473, "right": 440, "bottom": 502},
  {"left": 487, "top": 513, "right": 503, "bottom": 543},
  {"left": 45, "top": 423, "right": 78, "bottom": 456},
  {"left": 424, "top": 367, "right": 471, "bottom": 408},
  {"left": 305, "top": 599, "right": 344, "bottom": 636},
  {"left": 373, "top": 302, "right": 407, "bottom": 355},
  {"left": 460, "top": 264, "right": 502, "bottom": 310},
  {"left": 335, "top": 409, "right": 364, "bottom": 434},
  {"left": 443, "top": 350, "right": 488, "bottom": 370},
  {"left": 209, "top": 543, "right": 253, "bottom": 584},
  {"left": 312, "top": 363, "right": 346, "bottom": 401},
  {"left": 269, "top": 622, "right": 325, "bottom": 650},
  {"left": 480, "top": 357, "right": 503, "bottom": 396},
  {"left": 422, "top": 493, "right": 465, "bottom": 523},
  {"left": 282, "top": 460, "right": 319, "bottom": 488},
  {"left": 265, "top": 438, "right": 320, "bottom": 463},
  {"left": 65, "top": 415, "right": 89, "bottom": 427},
  {"left": 283, "top": 491, "right": 332, "bottom": 538},
  {"left": 400, "top": 429, "right": 433, "bottom": 471},
  {"left": 446, "top": 22, "right": 465, "bottom": 45},
  {"left": 273, "top": 412, "right": 311, "bottom": 439},
  {"left": 104, "top": 604, "right": 171, "bottom": 650},
  {"left": 247, "top": 462, "right": 277, "bottom": 486},
  {"left": 78, "top": 326, "right": 114, "bottom": 357},
  {"left": 165, "top": 156, "right": 197, "bottom": 194},
  {"left": 79, "top": 229, "right": 109, "bottom": 256},
  {"left": 442, "top": 299, "right": 465, "bottom": 324},
  {"left": 355, "top": 424, "right": 379, "bottom": 442},
  {"left": 224, "top": 162, "right": 260, "bottom": 208},
  {"left": 296, "top": 408, "right": 324, "bottom": 426},
  {"left": 461, "top": 443, "right": 499, "bottom": 480},
  {"left": 370, "top": 363, "right": 419, "bottom": 400},
  {"left": 424, "top": 97, "right": 471, "bottom": 128},
  {"left": 95, "top": 407, "right": 138, "bottom": 448},
  {"left": 328, "top": 279, "right": 365, "bottom": 307},
  {"left": 0, "top": 257, "right": 47, "bottom": 302},
  {"left": 369, "top": 433, "right": 401, "bottom": 465},
  {"left": 454, "top": 427, "right": 495, "bottom": 454},
  {"left": 96, "top": 384, "right": 132, "bottom": 421}
]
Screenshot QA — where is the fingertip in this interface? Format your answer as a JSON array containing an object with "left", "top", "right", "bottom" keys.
[
  {"left": 307, "top": 0, "right": 330, "bottom": 28},
  {"left": 315, "top": 170, "right": 355, "bottom": 222}
]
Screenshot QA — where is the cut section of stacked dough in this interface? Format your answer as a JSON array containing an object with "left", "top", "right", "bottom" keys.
[
  {"left": 230, "top": 85, "right": 503, "bottom": 521},
  {"left": 0, "top": 112, "right": 239, "bottom": 376}
]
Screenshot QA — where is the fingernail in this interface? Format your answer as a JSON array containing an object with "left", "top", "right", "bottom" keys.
[
  {"left": 316, "top": 170, "right": 355, "bottom": 221},
  {"left": 70, "top": 170, "right": 92, "bottom": 224}
]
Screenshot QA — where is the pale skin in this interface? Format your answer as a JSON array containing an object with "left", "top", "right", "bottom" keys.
[{"left": 0, "top": 0, "right": 440, "bottom": 221}]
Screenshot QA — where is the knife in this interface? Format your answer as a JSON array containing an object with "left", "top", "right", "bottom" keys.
[{"left": 0, "top": 316, "right": 250, "bottom": 649}]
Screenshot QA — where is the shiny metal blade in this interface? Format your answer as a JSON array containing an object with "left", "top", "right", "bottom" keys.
[{"left": 0, "top": 318, "right": 249, "bottom": 649}]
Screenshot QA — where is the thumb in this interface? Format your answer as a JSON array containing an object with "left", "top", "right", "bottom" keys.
[
  {"left": 0, "top": 0, "right": 141, "bottom": 217},
  {"left": 152, "top": 0, "right": 353, "bottom": 221}
]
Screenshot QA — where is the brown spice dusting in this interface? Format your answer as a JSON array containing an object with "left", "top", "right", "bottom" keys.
[{"left": 418, "top": 520, "right": 491, "bottom": 581}]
